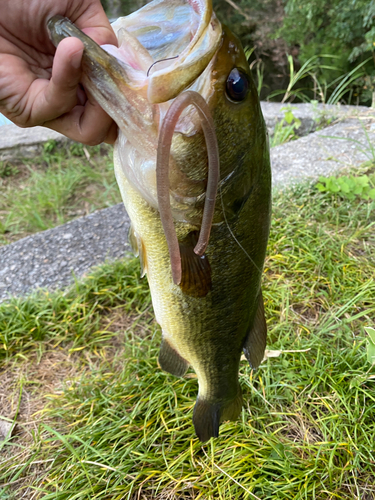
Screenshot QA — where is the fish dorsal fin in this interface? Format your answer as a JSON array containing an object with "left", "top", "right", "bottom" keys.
[
  {"left": 243, "top": 291, "right": 267, "bottom": 369},
  {"left": 158, "top": 335, "right": 189, "bottom": 377},
  {"left": 179, "top": 231, "right": 212, "bottom": 297}
]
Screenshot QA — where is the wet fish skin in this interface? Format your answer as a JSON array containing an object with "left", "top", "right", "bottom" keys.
[
  {"left": 48, "top": 4, "right": 271, "bottom": 442},
  {"left": 115, "top": 27, "right": 271, "bottom": 441}
]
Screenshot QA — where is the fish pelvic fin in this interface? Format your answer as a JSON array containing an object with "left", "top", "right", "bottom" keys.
[
  {"left": 193, "top": 387, "right": 243, "bottom": 442},
  {"left": 243, "top": 290, "right": 267, "bottom": 369},
  {"left": 158, "top": 336, "right": 189, "bottom": 377},
  {"left": 179, "top": 231, "right": 212, "bottom": 298},
  {"left": 128, "top": 225, "right": 147, "bottom": 278}
]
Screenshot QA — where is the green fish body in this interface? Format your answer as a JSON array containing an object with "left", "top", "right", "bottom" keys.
[{"left": 48, "top": 0, "right": 271, "bottom": 441}]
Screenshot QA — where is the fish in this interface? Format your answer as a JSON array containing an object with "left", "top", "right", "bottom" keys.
[{"left": 48, "top": 0, "right": 271, "bottom": 442}]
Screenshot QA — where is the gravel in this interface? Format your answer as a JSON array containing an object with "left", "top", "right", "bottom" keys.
[{"left": 1, "top": 106, "right": 374, "bottom": 302}]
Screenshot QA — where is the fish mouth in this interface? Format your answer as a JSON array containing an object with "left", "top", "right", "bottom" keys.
[
  {"left": 109, "top": 0, "right": 222, "bottom": 104},
  {"left": 48, "top": 1, "right": 222, "bottom": 137},
  {"left": 48, "top": 1, "right": 222, "bottom": 210}
]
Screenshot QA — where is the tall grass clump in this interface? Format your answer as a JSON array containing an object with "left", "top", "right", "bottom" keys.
[{"left": 0, "top": 143, "right": 121, "bottom": 245}]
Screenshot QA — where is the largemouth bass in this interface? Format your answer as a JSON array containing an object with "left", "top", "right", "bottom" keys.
[{"left": 48, "top": 0, "right": 271, "bottom": 442}]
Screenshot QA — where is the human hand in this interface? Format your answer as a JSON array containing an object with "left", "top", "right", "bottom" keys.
[{"left": 0, "top": 0, "right": 118, "bottom": 144}]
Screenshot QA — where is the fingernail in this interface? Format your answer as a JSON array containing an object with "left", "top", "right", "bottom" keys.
[{"left": 71, "top": 50, "right": 83, "bottom": 69}]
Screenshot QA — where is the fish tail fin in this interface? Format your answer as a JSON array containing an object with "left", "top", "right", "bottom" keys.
[{"left": 193, "top": 387, "right": 242, "bottom": 442}]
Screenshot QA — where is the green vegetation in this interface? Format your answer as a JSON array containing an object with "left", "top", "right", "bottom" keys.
[
  {"left": 316, "top": 171, "right": 375, "bottom": 201},
  {"left": 365, "top": 327, "right": 375, "bottom": 364},
  {"left": 221, "top": 0, "right": 375, "bottom": 106},
  {"left": 1, "top": 168, "right": 374, "bottom": 499},
  {"left": 278, "top": 0, "right": 375, "bottom": 106},
  {"left": 269, "top": 107, "right": 301, "bottom": 147},
  {"left": 0, "top": 258, "right": 150, "bottom": 363},
  {"left": 0, "top": 142, "right": 121, "bottom": 246}
]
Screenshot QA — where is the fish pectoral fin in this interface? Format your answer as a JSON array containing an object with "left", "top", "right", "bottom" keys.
[
  {"left": 158, "top": 336, "right": 189, "bottom": 377},
  {"left": 128, "top": 224, "right": 139, "bottom": 256},
  {"left": 179, "top": 231, "right": 212, "bottom": 297},
  {"left": 193, "top": 388, "right": 243, "bottom": 442},
  {"left": 243, "top": 290, "right": 267, "bottom": 369},
  {"left": 128, "top": 225, "right": 147, "bottom": 277}
]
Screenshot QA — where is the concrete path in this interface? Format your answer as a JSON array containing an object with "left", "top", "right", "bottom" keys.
[
  {"left": 1, "top": 106, "right": 374, "bottom": 302},
  {"left": 0, "top": 205, "right": 131, "bottom": 301},
  {"left": 272, "top": 115, "right": 375, "bottom": 188}
]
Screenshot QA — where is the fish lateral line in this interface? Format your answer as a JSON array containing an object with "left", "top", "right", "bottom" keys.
[{"left": 156, "top": 90, "right": 220, "bottom": 286}]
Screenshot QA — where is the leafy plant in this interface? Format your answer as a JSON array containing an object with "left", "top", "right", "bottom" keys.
[
  {"left": 247, "top": 46, "right": 265, "bottom": 97},
  {"left": 350, "top": 326, "right": 375, "bottom": 388},
  {"left": 43, "top": 139, "right": 57, "bottom": 155},
  {"left": 316, "top": 174, "right": 375, "bottom": 200},
  {"left": 268, "top": 54, "right": 337, "bottom": 103},
  {"left": 267, "top": 53, "right": 369, "bottom": 105},
  {"left": 270, "top": 106, "right": 301, "bottom": 147}
]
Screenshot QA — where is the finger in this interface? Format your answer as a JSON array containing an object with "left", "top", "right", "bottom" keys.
[
  {"left": 45, "top": 97, "right": 118, "bottom": 145},
  {"left": 32, "top": 37, "right": 84, "bottom": 123},
  {"left": 72, "top": 3, "right": 118, "bottom": 47},
  {"left": 2, "top": 37, "right": 85, "bottom": 127}
]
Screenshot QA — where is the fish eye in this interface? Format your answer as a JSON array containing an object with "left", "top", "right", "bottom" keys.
[{"left": 226, "top": 68, "right": 249, "bottom": 102}]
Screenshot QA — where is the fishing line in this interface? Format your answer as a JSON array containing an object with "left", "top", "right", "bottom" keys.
[
  {"left": 219, "top": 185, "right": 263, "bottom": 274},
  {"left": 147, "top": 55, "right": 179, "bottom": 77}
]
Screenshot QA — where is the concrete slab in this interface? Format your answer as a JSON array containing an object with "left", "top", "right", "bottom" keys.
[
  {"left": 0, "top": 125, "right": 70, "bottom": 161},
  {"left": 0, "top": 204, "right": 131, "bottom": 301},
  {"left": 271, "top": 115, "right": 375, "bottom": 188}
]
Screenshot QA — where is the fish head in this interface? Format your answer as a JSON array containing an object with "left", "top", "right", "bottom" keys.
[
  {"left": 170, "top": 24, "right": 268, "bottom": 223},
  {"left": 48, "top": 0, "right": 266, "bottom": 223}
]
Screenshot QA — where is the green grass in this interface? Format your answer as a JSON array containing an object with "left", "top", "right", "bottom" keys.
[
  {"left": 1, "top": 172, "right": 375, "bottom": 499},
  {"left": 0, "top": 142, "right": 122, "bottom": 245}
]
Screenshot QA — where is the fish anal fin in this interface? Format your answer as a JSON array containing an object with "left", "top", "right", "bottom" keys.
[
  {"left": 193, "top": 388, "right": 242, "bottom": 442},
  {"left": 179, "top": 231, "right": 212, "bottom": 298},
  {"left": 158, "top": 336, "right": 189, "bottom": 377},
  {"left": 243, "top": 290, "right": 267, "bottom": 369},
  {"left": 128, "top": 225, "right": 147, "bottom": 277}
]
